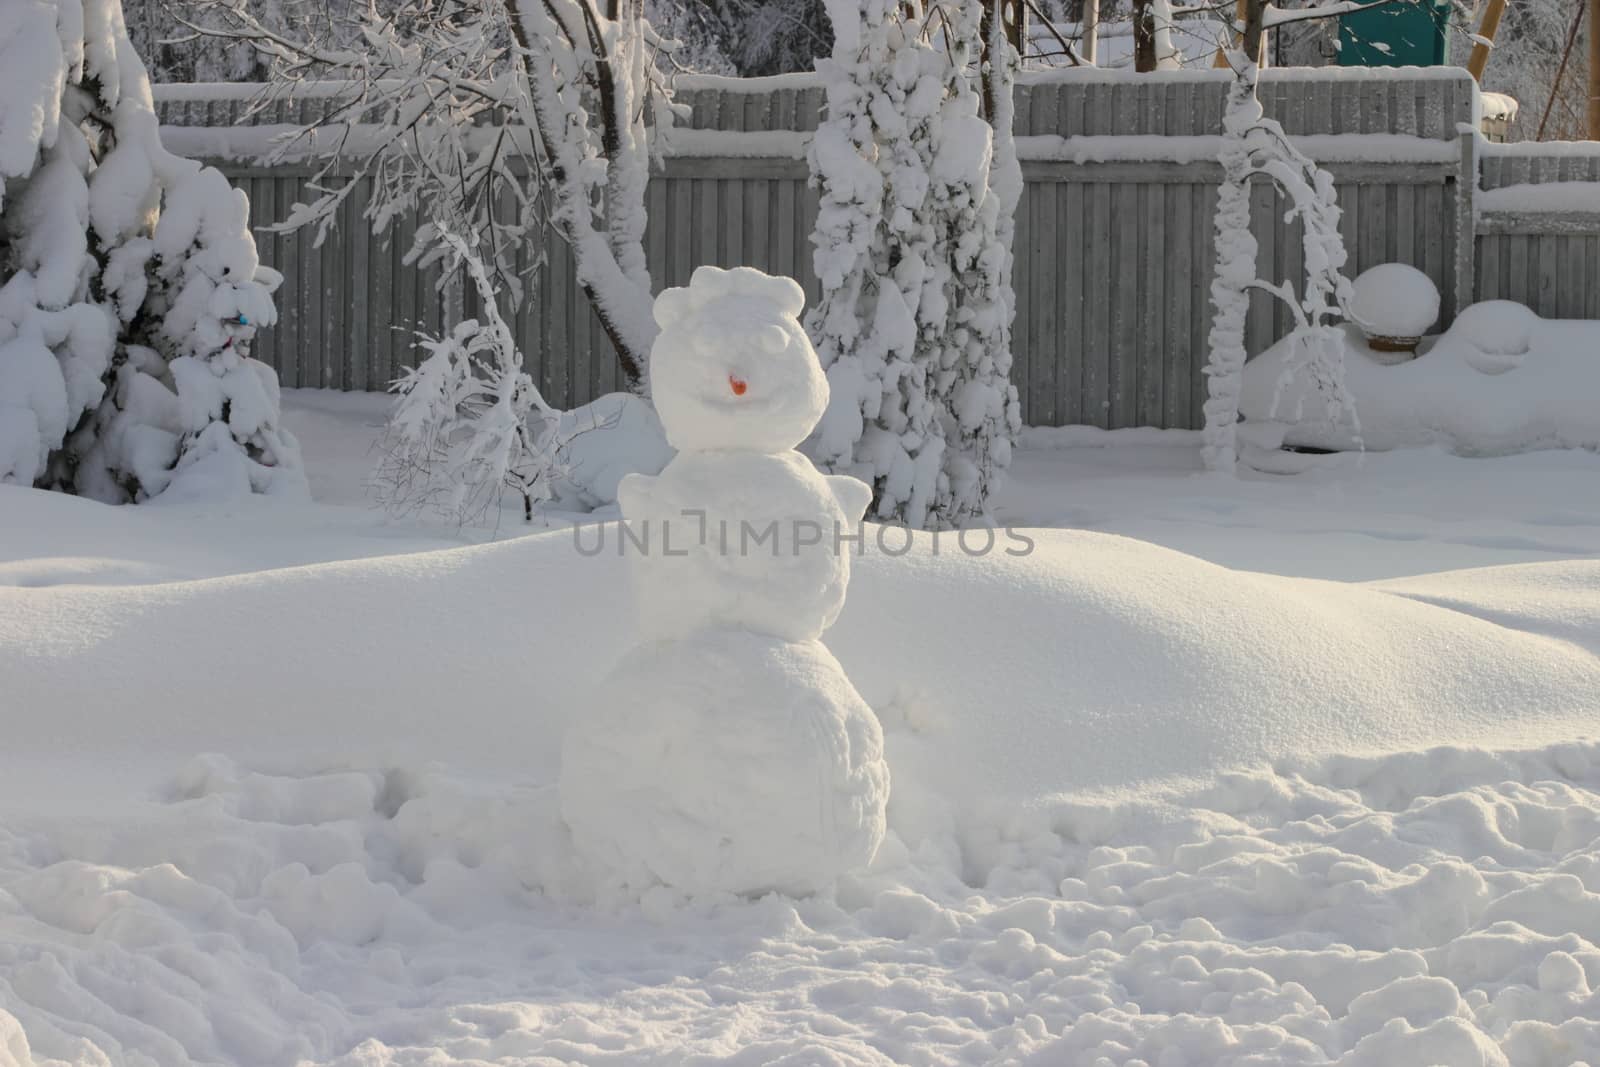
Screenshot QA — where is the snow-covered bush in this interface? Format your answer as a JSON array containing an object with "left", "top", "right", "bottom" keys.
[
  {"left": 807, "top": 0, "right": 1022, "bottom": 529},
  {"left": 0, "top": 0, "right": 301, "bottom": 502},
  {"left": 1349, "top": 263, "right": 1439, "bottom": 348},
  {"left": 374, "top": 232, "right": 565, "bottom": 525},
  {"left": 1202, "top": 17, "right": 1355, "bottom": 474}
]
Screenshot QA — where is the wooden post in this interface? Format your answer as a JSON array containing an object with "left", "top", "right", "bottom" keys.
[
  {"left": 1081, "top": 0, "right": 1099, "bottom": 65},
  {"left": 1589, "top": 0, "right": 1600, "bottom": 138},
  {"left": 1466, "top": 0, "right": 1506, "bottom": 81}
]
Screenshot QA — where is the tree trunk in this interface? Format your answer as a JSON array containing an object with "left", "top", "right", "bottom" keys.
[
  {"left": 1589, "top": 0, "right": 1600, "bottom": 138},
  {"left": 1241, "top": 0, "right": 1266, "bottom": 65},
  {"left": 1132, "top": 0, "right": 1157, "bottom": 72}
]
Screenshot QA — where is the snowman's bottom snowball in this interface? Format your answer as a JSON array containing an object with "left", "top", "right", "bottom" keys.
[{"left": 559, "top": 629, "right": 889, "bottom": 896}]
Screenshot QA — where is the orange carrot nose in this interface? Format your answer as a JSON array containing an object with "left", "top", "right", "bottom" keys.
[{"left": 729, "top": 374, "right": 747, "bottom": 396}]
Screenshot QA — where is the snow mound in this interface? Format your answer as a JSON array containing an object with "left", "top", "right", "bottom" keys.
[
  {"left": 549, "top": 391, "right": 672, "bottom": 510},
  {"left": 1453, "top": 299, "right": 1539, "bottom": 374},
  {"left": 1241, "top": 314, "right": 1600, "bottom": 454},
  {"left": 3, "top": 495, "right": 1598, "bottom": 811},
  {"left": 560, "top": 630, "right": 888, "bottom": 895},
  {"left": 1349, "top": 262, "right": 1440, "bottom": 339}
]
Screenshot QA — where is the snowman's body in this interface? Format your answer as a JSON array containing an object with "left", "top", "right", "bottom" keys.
[
  {"left": 560, "top": 266, "right": 889, "bottom": 897},
  {"left": 621, "top": 449, "right": 869, "bottom": 642}
]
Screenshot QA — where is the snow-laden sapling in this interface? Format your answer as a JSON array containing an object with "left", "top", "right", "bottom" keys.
[
  {"left": 561, "top": 266, "right": 888, "bottom": 897},
  {"left": 0, "top": 0, "right": 301, "bottom": 502},
  {"left": 374, "top": 232, "right": 565, "bottom": 526},
  {"left": 806, "top": 0, "right": 1022, "bottom": 529},
  {"left": 1202, "top": 0, "right": 1358, "bottom": 474}
]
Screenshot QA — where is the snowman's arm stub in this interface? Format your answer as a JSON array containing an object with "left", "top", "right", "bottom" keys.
[{"left": 826, "top": 474, "right": 872, "bottom": 527}]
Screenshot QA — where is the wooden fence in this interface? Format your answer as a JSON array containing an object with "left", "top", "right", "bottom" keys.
[
  {"left": 1474, "top": 143, "right": 1600, "bottom": 321},
  {"left": 154, "top": 68, "right": 1599, "bottom": 430}
]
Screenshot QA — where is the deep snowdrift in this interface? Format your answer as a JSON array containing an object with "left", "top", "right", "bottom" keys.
[{"left": 4, "top": 484, "right": 1599, "bottom": 813}]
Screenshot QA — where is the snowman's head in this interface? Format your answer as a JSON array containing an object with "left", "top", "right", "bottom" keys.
[{"left": 649, "top": 265, "right": 828, "bottom": 453}]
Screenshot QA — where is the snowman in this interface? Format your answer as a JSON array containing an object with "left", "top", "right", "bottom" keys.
[{"left": 559, "top": 265, "right": 890, "bottom": 897}]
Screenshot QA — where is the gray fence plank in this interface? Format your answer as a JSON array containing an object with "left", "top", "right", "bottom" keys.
[
  {"left": 1030, "top": 179, "right": 1059, "bottom": 426},
  {"left": 1058, "top": 180, "right": 1084, "bottom": 426}
]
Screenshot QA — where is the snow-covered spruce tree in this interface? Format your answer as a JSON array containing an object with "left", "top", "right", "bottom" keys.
[
  {"left": 191, "top": 0, "right": 673, "bottom": 393},
  {"left": 374, "top": 230, "right": 566, "bottom": 525},
  {"left": 1202, "top": 0, "right": 1356, "bottom": 473},
  {"left": 0, "top": 0, "right": 301, "bottom": 501},
  {"left": 806, "top": 0, "right": 1022, "bottom": 529}
]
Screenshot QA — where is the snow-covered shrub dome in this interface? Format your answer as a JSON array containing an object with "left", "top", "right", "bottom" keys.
[
  {"left": 1448, "top": 299, "right": 1538, "bottom": 375},
  {"left": 1240, "top": 304, "right": 1600, "bottom": 455},
  {"left": 561, "top": 265, "right": 886, "bottom": 897},
  {"left": 549, "top": 392, "right": 673, "bottom": 510},
  {"left": 0, "top": 0, "right": 301, "bottom": 502},
  {"left": 1349, "top": 263, "right": 1440, "bottom": 346},
  {"left": 650, "top": 266, "right": 826, "bottom": 454}
]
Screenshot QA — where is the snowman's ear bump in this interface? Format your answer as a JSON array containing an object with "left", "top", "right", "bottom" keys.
[
  {"left": 689, "top": 263, "right": 734, "bottom": 301},
  {"left": 654, "top": 287, "right": 695, "bottom": 329},
  {"left": 768, "top": 275, "right": 806, "bottom": 318}
]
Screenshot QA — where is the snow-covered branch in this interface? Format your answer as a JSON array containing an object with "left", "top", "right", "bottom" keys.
[
  {"left": 373, "top": 229, "right": 572, "bottom": 526},
  {"left": 185, "top": 0, "right": 671, "bottom": 393}
]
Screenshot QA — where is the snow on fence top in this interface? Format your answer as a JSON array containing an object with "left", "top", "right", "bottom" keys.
[
  {"left": 153, "top": 67, "right": 1475, "bottom": 144},
  {"left": 1477, "top": 140, "right": 1600, "bottom": 228},
  {"left": 1480, "top": 142, "right": 1600, "bottom": 190}
]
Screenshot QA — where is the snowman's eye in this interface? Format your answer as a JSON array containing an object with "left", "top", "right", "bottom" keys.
[{"left": 728, "top": 374, "right": 747, "bottom": 396}]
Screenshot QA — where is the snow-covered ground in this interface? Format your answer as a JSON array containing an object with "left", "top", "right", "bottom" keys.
[{"left": 3, "top": 391, "right": 1600, "bottom": 1066}]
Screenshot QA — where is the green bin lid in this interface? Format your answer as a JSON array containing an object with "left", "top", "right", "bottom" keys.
[{"left": 1337, "top": 0, "right": 1451, "bottom": 67}]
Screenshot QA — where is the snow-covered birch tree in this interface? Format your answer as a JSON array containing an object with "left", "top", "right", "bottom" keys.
[
  {"left": 1, "top": 0, "right": 301, "bottom": 502},
  {"left": 1202, "top": 0, "right": 1356, "bottom": 473},
  {"left": 807, "top": 0, "right": 1022, "bottom": 529},
  {"left": 187, "top": 0, "right": 673, "bottom": 393}
]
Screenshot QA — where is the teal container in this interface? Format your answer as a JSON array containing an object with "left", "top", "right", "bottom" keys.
[{"left": 1337, "top": 0, "right": 1451, "bottom": 67}]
